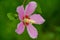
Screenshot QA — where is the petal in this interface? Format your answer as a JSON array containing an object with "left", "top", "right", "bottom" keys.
[
  {"left": 25, "top": 1, "right": 37, "bottom": 16},
  {"left": 30, "top": 14, "right": 45, "bottom": 24},
  {"left": 16, "top": 5, "right": 24, "bottom": 20},
  {"left": 15, "top": 22, "right": 25, "bottom": 34},
  {"left": 27, "top": 24, "right": 38, "bottom": 39}
]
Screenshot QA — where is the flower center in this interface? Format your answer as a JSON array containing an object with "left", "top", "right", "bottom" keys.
[{"left": 22, "top": 15, "right": 35, "bottom": 26}]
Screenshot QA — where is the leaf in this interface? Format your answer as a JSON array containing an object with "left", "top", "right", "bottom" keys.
[
  {"left": 7, "top": 13, "right": 17, "bottom": 20},
  {"left": 36, "top": 4, "right": 42, "bottom": 14}
]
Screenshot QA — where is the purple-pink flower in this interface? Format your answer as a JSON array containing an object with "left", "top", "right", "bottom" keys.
[{"left": 15, "top": 1, "right": 45, "bottom": 39}]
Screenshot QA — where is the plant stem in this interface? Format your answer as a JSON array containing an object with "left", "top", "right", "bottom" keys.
[{"left": 23, "top": 0, "right": 26, "bottom": 5}]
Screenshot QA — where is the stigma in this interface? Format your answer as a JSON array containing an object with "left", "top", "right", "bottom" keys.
[
  {"left": 23, "top": 18, "right": 35, "bottom": 25},
  {"left": 22, "top": 15, "right": 35, "bottom": 25}
]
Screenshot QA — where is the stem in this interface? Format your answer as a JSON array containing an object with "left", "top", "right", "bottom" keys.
[{"left": 23, "top": 0, "right": 26, "bottom": 5}]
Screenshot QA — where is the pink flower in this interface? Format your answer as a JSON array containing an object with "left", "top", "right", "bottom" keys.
[{"left": 15, "top": 1, "right": 45, "bottom": 39}]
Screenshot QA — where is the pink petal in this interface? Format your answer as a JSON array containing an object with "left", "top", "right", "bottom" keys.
[
  {"left": 15, "top": 22, "right": 25, "bottom": 34},
  {"left": 16, "top": 5, "right": 24, "bottom": 20},
  {"left": 27, "top": 24, "right": 38, "bottom": 39},
  {"left": 30, "top": 14, "right": 45, "bottom": 24},
  {"left": 25, "top": 1, "right": 37, "bottom": 16}
]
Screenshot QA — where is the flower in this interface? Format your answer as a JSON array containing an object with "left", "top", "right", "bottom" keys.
[{"left": 15, "top": 1, "right": 45, "bottom": 39}]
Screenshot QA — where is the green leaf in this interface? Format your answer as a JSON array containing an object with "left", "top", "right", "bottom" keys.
[
  {"left": 7, "top": 13, "right": 17, "bottom": 20},
  {"left": 36, "top": 4, "right": 42, "bottom": 14}
]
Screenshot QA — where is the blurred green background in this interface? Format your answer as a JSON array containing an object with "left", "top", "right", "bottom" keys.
[{"left": 0, "top": 0, "right": 60, "bottom": 40}]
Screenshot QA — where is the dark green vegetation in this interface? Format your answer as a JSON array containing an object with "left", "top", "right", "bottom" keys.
[{"left": 0, "top": 0, "right": 60, "bottom": 40}]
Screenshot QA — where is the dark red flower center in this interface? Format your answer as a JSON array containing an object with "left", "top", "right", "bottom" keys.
[{"left": 22, "top": 15, "right": 30, "bottom": 26}]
